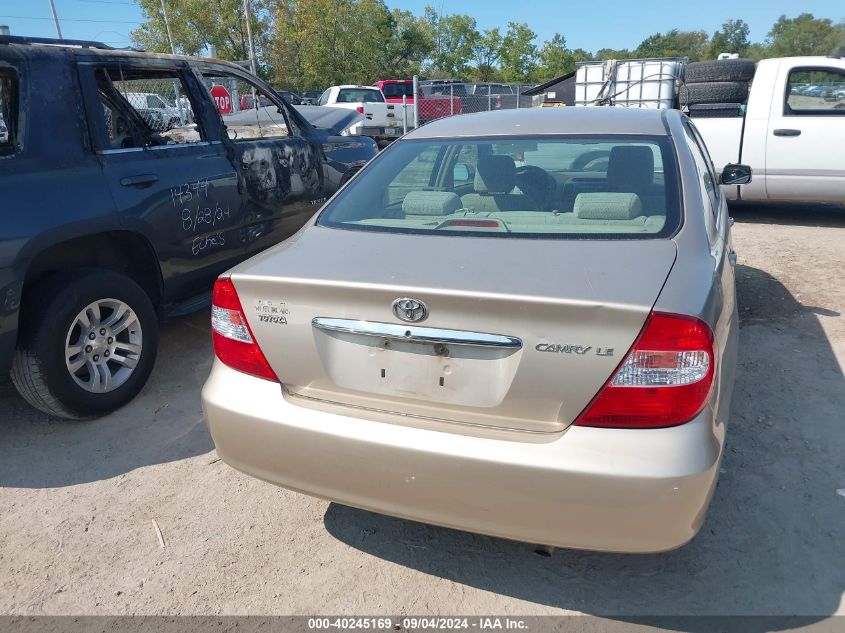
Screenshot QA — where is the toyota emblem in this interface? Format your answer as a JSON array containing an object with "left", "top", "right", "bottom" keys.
[{"left": 392, "top": 298, "right": 428, "bottom": 323}]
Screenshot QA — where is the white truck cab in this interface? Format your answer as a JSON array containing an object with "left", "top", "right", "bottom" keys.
[{"left": 694, "top": 56, "right": 845, "bottom": 203}]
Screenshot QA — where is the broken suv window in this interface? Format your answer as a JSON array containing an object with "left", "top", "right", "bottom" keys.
[
  {"left": 93, "top": 66, "right": 204, "bottom": 149},
  {"left": 200, "top": 73, "right": 290, "bottom": 141},
  {"left": 0, "top": 72, "right": 16, "bottom": 154}
]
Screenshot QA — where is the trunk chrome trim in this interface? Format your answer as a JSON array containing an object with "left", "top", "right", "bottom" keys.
[{"left": 312, "top": 318, "right": 523, "bottom": 349}]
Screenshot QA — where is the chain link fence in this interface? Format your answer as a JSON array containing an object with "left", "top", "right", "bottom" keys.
[{"left": 415, "top": 81, "right": 538, "bottom": 125}]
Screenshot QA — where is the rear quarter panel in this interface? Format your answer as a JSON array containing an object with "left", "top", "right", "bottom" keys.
[
  {"left": 657, "top": 114, "right": 738, "bottom": 436},
  {"left": 0, "top": 48, "right": 115, "bottom": 372}
]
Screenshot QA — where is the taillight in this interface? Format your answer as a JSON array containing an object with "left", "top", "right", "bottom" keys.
[
  {"left": 210, "top": 278, "right": 278, "bottom": 382},
  {"left": 575, "top": 312, "right": 715, "bottom": 429},
  {"left": 356, "top": 106, "right": 364, "bottom": 114}
]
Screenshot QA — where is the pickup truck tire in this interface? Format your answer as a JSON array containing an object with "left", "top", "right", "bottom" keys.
[
  {"left": 684, "top": 59, "right": 756, "bottom": 83},
  {"left": 11, "top": 270, "right": 158, "bottom": 419},
  {"left": 680, "top": 81, "right": 749, "bottom": 105}
]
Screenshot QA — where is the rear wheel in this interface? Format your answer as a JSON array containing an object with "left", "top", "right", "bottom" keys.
[{"left": 11, "top": 270, "right": 158, "bottom": 419}]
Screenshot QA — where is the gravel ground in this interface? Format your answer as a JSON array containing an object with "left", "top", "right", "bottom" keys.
[{"left": 0, "top": 204, "right": 843, "bottom": 624}]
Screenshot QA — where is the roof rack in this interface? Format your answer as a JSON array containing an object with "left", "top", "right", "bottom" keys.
[{"left": 0, "top": 34, "right": 139, "bottom": 51}]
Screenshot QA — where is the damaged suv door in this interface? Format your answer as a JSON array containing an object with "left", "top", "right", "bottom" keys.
[
  {"left": 79, "top": 61, "right": 244, "bottom": 301},
  {"left": 198, "top": 70, "right": 325, "bottom": 255}
]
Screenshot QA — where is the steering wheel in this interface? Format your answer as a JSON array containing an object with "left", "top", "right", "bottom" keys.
[{"left": 515, "top": 165, "right": 556, "bottom": 210}]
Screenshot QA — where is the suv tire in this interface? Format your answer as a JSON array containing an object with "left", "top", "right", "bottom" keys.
[{"left": 11, "top": 270, "right": 158, "bottom": 419}]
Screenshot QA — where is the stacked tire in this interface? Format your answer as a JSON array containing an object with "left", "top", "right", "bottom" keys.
[{"left": 680, "top": 59, "right": 756, "bottom": 118}]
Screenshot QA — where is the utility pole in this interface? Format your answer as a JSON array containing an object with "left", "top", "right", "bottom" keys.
[
  {"left": 48, "top": 0, "right": 63, "bottom": 38},
  {"left": 160, "top": 0, "right": 176, "bottom": 54},
  {"left": 242, "top": 0, "right": 257, "bottom": 75}
]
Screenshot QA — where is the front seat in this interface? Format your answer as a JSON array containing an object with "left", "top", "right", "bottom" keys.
[
  {"left": 460, "top": 155, "right": 535, "bottom": 213},
  {"left": 607, "top": 145, "right": 654, "bottom": 195},
  {"left": 606, "top": 145, "right": 663, "bottom": 215}
]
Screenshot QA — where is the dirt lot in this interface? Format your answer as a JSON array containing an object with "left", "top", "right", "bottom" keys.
[{"left": 1, "top": 204, "right": 843, "bottom": 624}]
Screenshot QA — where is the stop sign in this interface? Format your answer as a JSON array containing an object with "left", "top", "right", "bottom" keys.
[{"left": 210, "top": 84, "right": 232, "bottom": 114}]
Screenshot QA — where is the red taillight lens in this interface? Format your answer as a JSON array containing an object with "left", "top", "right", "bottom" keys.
[
  {"left": 356, "top": 106, "right": 364, "bottom": 114},
  {"left": 575, "top": 312, "right": 715, "bottom": 429},
  {"left": 210, "top": 278, "right": 278, "bottom": 382}
]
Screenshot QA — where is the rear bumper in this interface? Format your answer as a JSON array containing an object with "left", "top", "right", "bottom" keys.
[
  {"left": 202, "top": 361, "right": 725, "bottom": 553},
  {"left": 361, "top": 126, "right": 403, "bottom": 141}
]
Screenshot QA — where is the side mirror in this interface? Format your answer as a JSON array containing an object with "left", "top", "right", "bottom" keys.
[
  {"left": 720, "top": 163, "right": 752, "bottom": 185},
  {"left": 453, "top": 163, "right": 473, "bottom": 182}
]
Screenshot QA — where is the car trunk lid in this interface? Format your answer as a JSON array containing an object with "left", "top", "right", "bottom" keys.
[{"left": 231, "top": 227, "right": 677, "bottom": 434}]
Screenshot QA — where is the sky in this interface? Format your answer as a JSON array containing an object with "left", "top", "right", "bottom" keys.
[{"left": 1, "top": 0, "right": 843, "bottom": 52}]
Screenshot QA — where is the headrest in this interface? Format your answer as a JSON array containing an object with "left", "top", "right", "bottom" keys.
[
  {"left": 402, "top": 191, "right": 462, "bottom": 216},
  {"left": 607, "top": 146, "right": 654, "bottom": 192},
  {"left": 474, "top": 155, "right": 516, "bottom": 194},
  {"left": 574, "top": 193, "right": 643, "bottom": 220}
]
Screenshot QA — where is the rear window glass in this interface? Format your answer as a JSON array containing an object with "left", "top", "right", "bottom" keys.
[
  {"left": 382, "top": 83, "right": 414, "bottom": 98},
  {"left": 0, "top": 72, "right": 17, "bottom": 155},
  {"left": 317, "top": 136, "right": 680, "bottom": 239},
  {"left": 337, "top": 88, "right": 384, "bottom": 103}
]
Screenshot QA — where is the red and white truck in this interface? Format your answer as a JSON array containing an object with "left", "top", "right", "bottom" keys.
[{"left": 374, "top": 79, "right": 462, "bottom": 123}]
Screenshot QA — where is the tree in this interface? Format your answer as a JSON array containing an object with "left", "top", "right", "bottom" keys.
[
  {"left": 535, "top": 33, "right": 573, "bottom": 79},
  {"left": 635, "top": 29, "right": 709, "bottom": 61},
  {"left": 473, "top": 28, "right": 502, "bottom": 81},
  {"left": 269, "top": 0, "right": 397, "bottom": 91},
  {"left": 766, "top": 13, "right": 845, "bottom": 57},
  {"left": 131, "top": 0, "right": 270, "bottom": 66},
  {"left": 499, "top": 22, "right": 538, "bottom": 82},
  {"left": 381, "top": 9, "right": 434, "bottom": 78},
  {"left": 709, "top": 19, "right": 750, "bottom": 57},
  {"left": 423, "top": 7, "right": 479, "bottom": 79},
  {"left": 594, "top": 47, "right": 634, "bottom": 60}
]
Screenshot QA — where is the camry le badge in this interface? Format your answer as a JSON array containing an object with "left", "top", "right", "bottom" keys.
[{"left": 392, "top": 298, "right": 428, "bottom": 323}]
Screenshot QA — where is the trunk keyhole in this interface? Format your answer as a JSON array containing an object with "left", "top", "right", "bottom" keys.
[
  {"left": 439, "top": 376, "right": 445, "bottom": 387},
  {"left": 381, "top": 369, "right": 386, "bottom": 378}
]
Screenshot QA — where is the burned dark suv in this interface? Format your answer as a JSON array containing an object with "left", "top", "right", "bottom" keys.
[{"left": 0, "top": 36, "right": 376, "bottom": 419}]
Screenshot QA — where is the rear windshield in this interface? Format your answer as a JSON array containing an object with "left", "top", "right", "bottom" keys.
[
  {"left": 337, "top": 88, "right": 384, "bottom": 103},
  {"left": 317, "top": 135, "right": 680, "bottom": 239},
  {"left": 382, "top": 83, "right": 415, "bottom": 98},
  {"left": 422, "top": 83, "right": 467, "bottom": 97}
]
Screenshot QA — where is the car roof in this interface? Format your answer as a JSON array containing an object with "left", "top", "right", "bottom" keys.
[{"left": 403, "top": 107, "right": 672, "bottom": 139}]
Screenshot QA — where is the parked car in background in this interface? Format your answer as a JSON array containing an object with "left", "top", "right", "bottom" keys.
[
  {"left": 0, "top": 35, "right": 377, "bottom": 419},
  {"left": 463, "top": 83, "right": 534, "bottom": 111},
  {"left": 318, "top": 84, "right": 407, "bottom": 144},
  {"left": 374, "top": 79, "right": 461, "bottom": 123},
  {"left": 301, "top": 91, "right": 322, "bottom": 105},
  {"left": 277, "top": 90, "right": 304, "bottom": 105},
  {"left": 123, "top": 91, "right": 187, "bottom": 129},
  {"left": 203, "top": 107, "right": 741, "bottom": 553},
  {"left": 239, "top": 93, "right": 273, "bottom": 110}
]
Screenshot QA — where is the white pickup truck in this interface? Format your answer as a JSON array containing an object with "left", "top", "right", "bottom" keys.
[
  {"left": 692, "top": 56, "right": 845, "bottom": 203},
  {"left": 317, "top": 85, "right": 410, "bottom": 144},
  {"left": 574, "top": 55, "right": 845, "bottom": 204}
]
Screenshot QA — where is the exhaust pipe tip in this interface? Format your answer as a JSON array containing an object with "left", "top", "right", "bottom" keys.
[{"left": 533, "top": 544, "right": 555, "bottom": 557}]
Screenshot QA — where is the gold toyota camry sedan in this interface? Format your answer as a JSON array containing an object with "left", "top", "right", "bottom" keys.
[{"left": 202, "top": 107, "right": 745, "bottom": 553}]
